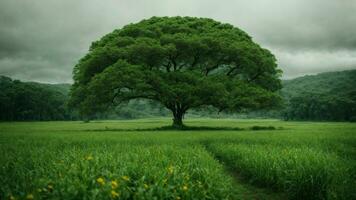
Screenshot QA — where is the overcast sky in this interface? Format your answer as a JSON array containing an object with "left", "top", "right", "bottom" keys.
[{"left": 0, "top": 0, "right": 355, "bottom": 83}]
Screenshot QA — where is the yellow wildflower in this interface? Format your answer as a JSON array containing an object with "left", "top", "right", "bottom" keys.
[
  {"left": 96, "top": 177, "right": 105, "bottom": 185},
  {"left": 47, "top": 184, "right": 53, "bottom": 191},
  {"left": 111, "top": 190, "right": 119, "bottom": 199},
  {"left": 85, "top": 155, "right": 93, "bottom": 161},
  {"left": 176, "top": 197, "right": 181, "bottom": 200},
  {"left": 121, "top": 176, "right": 130, "bottom": 181},
  {"left": 26, "top": 194, "right": 34, "bottom": 200},
  {"left": 111, "top": 180, "right": 118, "bottom": 189},
  {"left": 167, "top": 166, "right": 174, "bottom": 174},
  {"left": 144, "top": 183, "right": 149, "bottom": 189},
  {"left": 182, "top": 185, "right": 188, "bottom": 191}
]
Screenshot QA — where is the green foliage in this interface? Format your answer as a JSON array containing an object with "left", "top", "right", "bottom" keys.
[
  {"left": 0, "top": 76, "right": 76, "bottom": 121},
  {"left": 0, "top": 75, "right": 169, "bottom": 121},
  {"left": 70, "top": 16, "right": 282, "bottom": 125},
  {"left": 282, "top": 70, "right": 356, "bottom": 121},
  {"left": 0, "top": 119, "right": 355, "bottom": 200}
]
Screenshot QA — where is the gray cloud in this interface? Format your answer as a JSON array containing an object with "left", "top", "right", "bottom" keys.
[
  {"left": 0, "top": 0, "right": 355, "bottom": 83},
  {"left": 273, "top": 49, "right": 356, "bottom": 79}
]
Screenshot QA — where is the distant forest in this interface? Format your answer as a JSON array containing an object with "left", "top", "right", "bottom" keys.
[
  {"left": 0, "top": 76, "right": 74, "bottom": 121},
  {"left": 0, "top": 69, "right": 355, "bottom": 121},
  {"left": 281, "top": 70, "right": 356, "bottom": 121}
]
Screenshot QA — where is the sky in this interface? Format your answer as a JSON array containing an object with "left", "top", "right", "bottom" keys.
[{"left": 0, "top": 0, "right": 355, "bottom": 83}]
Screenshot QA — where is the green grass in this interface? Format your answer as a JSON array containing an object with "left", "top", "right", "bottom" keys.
[{"left": 0, "top": 118, "right": 355, "bottom": 200}]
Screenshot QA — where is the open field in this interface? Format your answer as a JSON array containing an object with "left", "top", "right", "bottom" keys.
[{"left": 0, "top": 119, "right": 355, "bottom": 200}]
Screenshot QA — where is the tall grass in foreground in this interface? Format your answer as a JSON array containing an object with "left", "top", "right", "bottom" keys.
[
  {"left": 207, "top": 143, "right": 353, "bottom": 200},
  {"left": 0, "top": 143, "right": 236, "bottom": 200},
  {"left": 1, "top": 119, "right": 355, "bottom": 199}
]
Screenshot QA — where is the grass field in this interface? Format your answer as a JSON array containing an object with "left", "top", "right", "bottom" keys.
[{"left": 0, "top": 118, "right": 355, "bottom": 200}]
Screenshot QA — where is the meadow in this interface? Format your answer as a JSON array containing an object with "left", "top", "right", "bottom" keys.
[{"left": 0, "top": 118, "right": 355, "bottom": 200}]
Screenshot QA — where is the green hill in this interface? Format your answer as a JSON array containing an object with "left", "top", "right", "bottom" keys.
[
  {"left": 28, "top": 82, "right": 71, "bottom": 96},
  {"left": 282, "top": 70, "right": 356, "bottom": 98},
  {"left": 281, "top": 70, "right": 356, "bottom": 121},
  {"left": 0, "top": 76, "right": 74, "bottom": 121}
]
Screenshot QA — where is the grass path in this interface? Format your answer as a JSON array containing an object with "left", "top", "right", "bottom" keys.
[{"left": 203, "top": 144, "right": 287, "bottom": 200}]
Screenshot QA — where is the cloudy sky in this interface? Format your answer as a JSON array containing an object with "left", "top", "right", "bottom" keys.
[{"left": 0, "top": 0, "right": 355, "bottom": 83}]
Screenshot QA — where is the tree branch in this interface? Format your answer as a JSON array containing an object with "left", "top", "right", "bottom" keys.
[
  {"left": 205, "top": 57, "right": 226, "bottom": 76},
  {"left": 191, "top": 53, "right": 200, "bottom": 68},
  {"left": 169, "top": 55, "right": 178, "bottom": 71},
  {"left": 247, "top": 71, "right": 264, "bottom": 83},
  {"left": 162, "top": 60, "right": 171, "bottom": 72}
]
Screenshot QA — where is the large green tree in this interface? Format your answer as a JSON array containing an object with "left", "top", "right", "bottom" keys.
[{"left": 70, "top": 16, "right": 282, "bottom": 127}]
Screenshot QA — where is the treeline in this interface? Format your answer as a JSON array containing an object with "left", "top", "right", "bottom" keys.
[
  {"left": 281, "top": 70, "right": 356, "bottom": 122},
  {"left": 0, "top": 76, "right": 76, "bottom": 121},
  {"left": 1, "top": 69, "right": 355, "bottom": 122},
  {"left": 0, "top": 76, "right": 169, "bottom": 121},
  {"left": 283, "top": 92, "right": 356, "bottom": 121}
]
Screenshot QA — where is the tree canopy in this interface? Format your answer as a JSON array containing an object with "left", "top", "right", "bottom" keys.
[{"left": 69, "top": 16, "right": 282, "bottom": 126}]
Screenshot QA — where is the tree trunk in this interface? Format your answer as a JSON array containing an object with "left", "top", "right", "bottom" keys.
[{"left": 172, "top": 110, "right": 184, "bottom": 128}]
